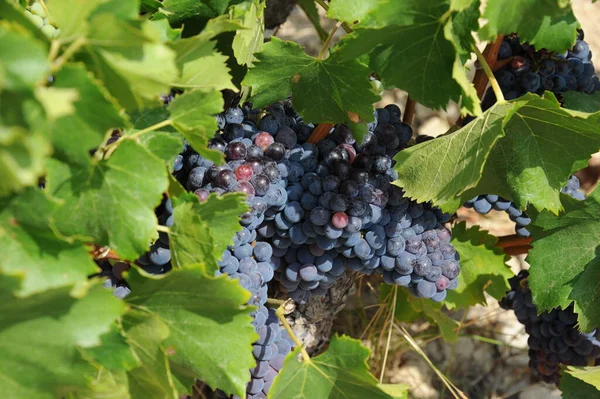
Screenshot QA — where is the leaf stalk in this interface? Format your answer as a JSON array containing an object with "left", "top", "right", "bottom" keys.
[
  {"left": 473, "top": 44, "right": 505, "bottom": 103},
  {"left": 275, "top": 304, "right": 312, "bottom": 363}
]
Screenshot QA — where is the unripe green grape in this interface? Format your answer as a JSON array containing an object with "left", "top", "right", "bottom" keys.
[
  {"left": 54, "top": 28, "right": 61, "bottom": 38},
  {"left": 370, "top": 79, "right": 384, "bottom": 96},
  {"left": 41, "top": 24, "right": 56, "bottom": 38},
  {"left": 30, "top": 2, "right": 46, "bottom": 19},
  {"left": 26, "top": 12, "right": 44, "bottom": 28}
]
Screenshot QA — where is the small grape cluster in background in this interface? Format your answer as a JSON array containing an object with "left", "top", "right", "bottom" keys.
[
  {"left": 500, "top": 271, "right": 600, "bottom": 384},
  {"left": 24, "top": 2, "right": 60, "bottom": 38}
]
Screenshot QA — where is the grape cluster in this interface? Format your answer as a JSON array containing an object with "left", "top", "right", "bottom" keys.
[
  {"left": 500, "top": 271, "right": 600, "bottom": 384},
  {"left": 464, "top": 175, "right": 585, "bottom": 238},
  {"left": 24, "top": 2, "right": 60, "bottom": 38},
  {"left": 174, "top": 101, "right": 461, "bottom": 306},
  {"left": 482, "top": 31, "right": 599, "bottom": 108},
  {"left": 464, "top": 195, "right": 532, "bottom": 237}
]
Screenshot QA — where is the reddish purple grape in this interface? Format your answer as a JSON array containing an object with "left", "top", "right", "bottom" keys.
[
  {"left": 340, "top": 144, "right": 356, "bottom": 163},
  {"left": 194, "top": 188, "right": 210, "bottom": 202},
  {"left": 255, "top": 132, "right": 274, "bottom": 150},
  {"left": 331, "top": 212, "right": 349, "bottom": 229},
  {"left": 245, "top": 157, "right": 263, "bottom": 173},
  {"left": 235, "top": 164, "right": 254, "bottom": 181}
]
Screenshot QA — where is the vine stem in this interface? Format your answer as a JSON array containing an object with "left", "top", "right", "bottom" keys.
[
  {"left": 306, "top": 123, "right": 334, "bottom": 144},
  {"left": 102, "top": 119, "right": 173, "bottom": 159},
  {"left": 317, "top": 21, "right": 342, "bottom": 61},
  {"left": 402, "top": 96, "right": 416, "bottom": 125},
  {"left": 471, "top": 36, "right": 504, "bottom": 100},
  {"left": 266, "top": 298, "right": 286, "bottom": 307},
  {"left": 379, "top": 285, "right": 397, "bottom": 383},
  {"left": 275, "top": 304, "right": 312, "bottom": 363},
  {"left": 496, "top": 234, "right": 533, "bottom": 255},
  {"left": 473, "top": 43, "right": 505, "bottom": 103},
  {"left": 51, "top": 37, "right": 86, "bottom": 74}
]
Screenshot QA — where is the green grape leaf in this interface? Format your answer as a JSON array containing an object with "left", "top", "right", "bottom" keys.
[
  {"left": 122, "top": 309, "right": 178, "bottom": 399},
  {"left": 125, "top": 268, "right": 257, "bottom": 397},
  {"left": 480, "top": 0, "right": 578, "bottom": 52},
  {"left": 83, "top": 326, "right": 140, "bottom": 371},
  {"left": 33, "top": 87, "right": 79, "bottom": 120},
  {"left": 157, "top": 0, "right": 232, "bottom": 24},
  {"left": 0, "top": 23, "right": 50, "bottom": 90},
  {"left": 48, "top": 64, "right": 126, "bottom": 166},
  {"left": 0, "top": 189, "right": 97, "bottom": 296},
  {"left": 335, "top": 0, "right": 481, "bottom": 116},
  {"left": 528, "top": 189, "right": 600, "bottom": 332},
  {"left": 445, "top": 222, "right": 512, "bottom": 309},
  {"left": 82, "top": 15, "right": 178, "bottom": 110},
  {"left": 270, "top": 335, "right": 393, "bottom": 399},
  {"left": 230, "top": 0, "right": 265, "bottom": 66},
  {"left": 450, "top": 0, "right": 477, "bottom": 11},
  {"left": 47, "top": 140, "right": 168, "bottom": 260},
  {"left": 170, "top": 193, "right": 247, "bottom": 272},
  {"left": 244, "top": 37, "right": 379, "bottom": 135},
  {"left": 448, "top": 0, "right": 480, "bottom": 62},
  {"left": 167, "top": 89, "right": 224, "bottom": 164},
  {"left": 90, "top": 0, "right": 140, "bottom": 21},
  {"left": 128, "top": 108, "right": 184, "bottom": 163},
  {"left": 562, "top": 92, "right": 600, "bottom": 113},
  {"left": 47, "top": 0, "right": 108, "bottom": 39},
  {"left": 68, "top": 369, "right": 131, "bottom": 399},
  {"left": 171, "top": 16, "right": 239, "bottom": 91},
  {"left": 561, "top": 367, "right": 600, "bottom": 399},
  {"left": 378, "top": 384, "right": 410, "bottom": 399},
  {"left": 393, "top": 101, "right": 511, "bottom": 212},
  {"left": 0, "top": 284, "right": 125, "bottom": 398},
  {"left": 395, "top": 93, "right": 600, "bottom": 213},
  {"left": 0, "top": 124, "right": 51, "bottom": 197},
  {"left": 326, "top": 0, "right": 380, "bottom": 23},
  {"left": 564, "top": 367, "right": 600, "bottom": 390}
]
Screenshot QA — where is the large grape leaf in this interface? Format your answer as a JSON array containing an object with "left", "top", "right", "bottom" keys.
[
  {"left": 47, "top": 140, "right": 168, "bottom": 260},
  {"left": 0, "top": 189, "right": 97, "bottom": 296},
  {"left": 335, "top": 0, "right": 481, "bottom": 116},
  {"left": 270, "top": 335, "right": 393, "bottom": 399},
  {"left": 446, "top": 222, "right": 512, "bottom": 309},
  {"left": 230, "top": 0, "right": 264, "bottom": 66},
  {"left": 561, "top": 367, "right": 600, "bottom": 399},
  {"left": 0, "top": 284, "right": 125, "bottom": 398},
  {"left": 125, "top": 268, "right": 257, "bottom": 397},
  {"left": 244, "top": 37, "right": 379, "bottom": 138},
  {"left": 122, "top": 310, "right": 178, "bottom": 399},
  {"left": 480, "top": 0, "right": 578, "bottom": 52},
  {"left": 170, "top": 192, "right": 247, "bottom": 272},
  {"left": 47, "top": 64, "right": 126, "bottom": 165},
  {"left": 82, "top": 15, "right": 178, "bottom": 110},
  {"left": 562, "top": 92, "right": 600, "bottom": 113},
  {"left": 527, "top": 188, "right": 600, "bottom": 332},
  {"left": 167, "top": 89, "right": 224, "bottom": 164},
  {"left": 0, "top": 23, "right": 49, "bottom": 91},
  {"left": 83, "top": 326, "right": 140, "bottom": 372},
  {"left": 395, "top": 93, "right": 600, "bottom": 213},
  {"left": 47, "top": 0, "right": 117, "bottom": 39},
  {"left": 170, "top": 16, "right": 240, "bottom": 91},
  {"left": 128, "top": 107, "right": 184, "bottom": 164}
]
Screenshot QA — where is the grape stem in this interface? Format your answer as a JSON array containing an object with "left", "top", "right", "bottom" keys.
[
  {"left": 156, "top": 225, "right": 170, "bottom": 234},
  {"left": 317, "top": 21, "right": 342, "bottom": 60},
  {"left": 306, "top": 123, "right": 334, "bottom": 144},
  {"left": 266, "top": 298, "right": 286, "bottom": 307},
  {"left": 275, "top": 304, "right": 312, "bottom": 363},
  {"left": 314, "top": 0, "right": 354, "bottom": 33},
  {"left": 38, "top": 0, "right": 50, "bottom": 18},
  {"left": 51, "top": 37, "right": 87, "bottom": 74},
  {"left": 403, "top": 96, "right": 416, "bottom": 125},
  {"left": 473, "top": 43, "right": 505, "bottom": 103},
  {"left": 379, "top": 285, "right": 397, "bottom": 383},
  {"left": 299, "top": 1, "right": 329, "bottom": 42},
  {"left": 496, "top": 234, "right": 533, "bottom": 255}
]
